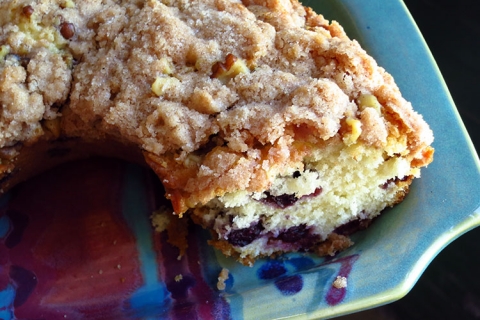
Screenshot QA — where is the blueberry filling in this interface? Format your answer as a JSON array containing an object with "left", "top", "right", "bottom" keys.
[
  {"left": 227, "top": 222, "right": 264, "bottom": 247},
  {"left": 278, "top": 224, "right": 309, "bottom": 243},
  {"left": 261, "top": 187, "right": 323, "bottom": 209},
  {"left": 261, "top": 192, "right": 297, "bottom": 209},
  {"left": 226, "top": 221, "right": 322, "bottom": 250},
  {"left": 380, "top": 176, "right": 410, "bottom": 189},
  {"left": 277, "top": 224, "right": 321, "bottom": 249},
  {"left": 334, "top": 217, "right": 372, "bottom": 236}
]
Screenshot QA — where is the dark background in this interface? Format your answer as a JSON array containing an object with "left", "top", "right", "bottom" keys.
[{"left": 340, "top": 0, "right": 480, "bottom": 319}]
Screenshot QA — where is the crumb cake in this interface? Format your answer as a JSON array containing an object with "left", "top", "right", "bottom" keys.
[{"left": 0, "top": 0, "right": 434, "bottom": 265}]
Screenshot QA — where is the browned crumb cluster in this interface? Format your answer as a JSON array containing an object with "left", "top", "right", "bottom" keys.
[{"left": 217, "top": 268, "right": 230, "bottom": 291}]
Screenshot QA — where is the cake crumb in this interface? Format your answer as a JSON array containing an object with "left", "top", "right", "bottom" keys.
[
  {"left": 151, "top": 206, "right": 172, "bottom": 233},
  {"left": 333, "top": 276, "right": 347, "bottom": 289},
  {"left": 217, "top": 268, "right": 229, "bottom": 291},
  {"left": 98, "top": 269, "right": 103, "bottom": 275},
  {"left": 175, "top": 274, "right": 183, "bottom": 282}
]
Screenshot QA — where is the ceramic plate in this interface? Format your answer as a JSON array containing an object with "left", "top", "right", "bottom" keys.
[{"left": 1, "top": 0, "right": 480, "bottom": 319}]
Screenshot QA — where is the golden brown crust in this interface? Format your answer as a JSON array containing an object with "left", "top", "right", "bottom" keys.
[
  {"left": 391, "top": 175, "right": 414, "bottom": 205},
  {"left": 315, "top": 233, "right": 354, "bottom": 257}
]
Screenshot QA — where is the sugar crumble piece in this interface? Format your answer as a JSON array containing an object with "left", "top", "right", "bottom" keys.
[
  {"left": 151, "top": 206, "right": 172, "bottom": 233},
  {"left": 333, "top": 276, "right": 347, "bottom": 289},
  {"left": 174, "top": 274, "right": 183, "bottom": 282},
  {"left": 217, "top": 268, "right": 230, "bottom": 291}
]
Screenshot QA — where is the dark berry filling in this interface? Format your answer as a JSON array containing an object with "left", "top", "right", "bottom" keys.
[
  {"left": 308, "top": 187, "right": 323, "bottom": 198},
  {"left": 227, "top": 222, "right": 264, "bottom": 247},
  {"left": 226, "top": 222, "right": 322, "bottom": 250},
  {"left": 269, "top": 224, "right": 321, "bottom": 250},
  {"left": 297, "top": 235, "right": 322, "bottom": 251},
  {"left": 270, "top": 225, "right": 321, "bottom": 251},
  {"left": 261, "top": 187, "right": 322, "bottom": 209},
  {"left": 278, "top": 224, "right": 309, "bottom": 243},
  {"left": 334, "top": 217, "right": 372, "bottom": 236},
  {"left": 380, "top": 176, "right": 410, "bottom": 189},
  {"left": 261, "top": 192, "right": 297, "bottom": 209}
]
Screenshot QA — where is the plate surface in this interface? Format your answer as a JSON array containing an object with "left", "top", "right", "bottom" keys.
[{"left": 1, "top": 0, "right": 480, "bottom": 319}]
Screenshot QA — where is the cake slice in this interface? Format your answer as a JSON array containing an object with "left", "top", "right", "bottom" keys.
[{"left": 0, "top": 0, "right": 433, "bottom": 266}]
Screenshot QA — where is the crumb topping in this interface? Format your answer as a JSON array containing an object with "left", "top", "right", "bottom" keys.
[{"left": 0, "top": 0, "right": 434, "bottom": 215}]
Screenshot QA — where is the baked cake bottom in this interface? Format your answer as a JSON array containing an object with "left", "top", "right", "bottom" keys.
[{"left": 187, "top": 138, "right": 415, "bottom": 266}]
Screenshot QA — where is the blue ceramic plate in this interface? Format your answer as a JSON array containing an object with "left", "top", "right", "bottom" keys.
[{"left": 1, "top": 0, "right": 480, "bottom": 319}]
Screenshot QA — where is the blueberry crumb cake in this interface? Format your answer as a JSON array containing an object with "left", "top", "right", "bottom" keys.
[{"left": 0, "top": 0, "right": 434, "bottom": 266}]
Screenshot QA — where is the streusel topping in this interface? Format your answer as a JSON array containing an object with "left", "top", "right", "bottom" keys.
[{"left": 1, "top": 0, "right": 433, "bottom": 214}]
